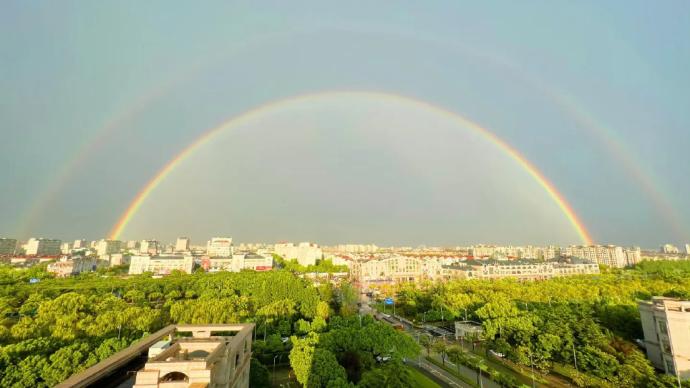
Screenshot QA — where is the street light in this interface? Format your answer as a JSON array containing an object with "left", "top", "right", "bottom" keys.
[
  {"left": 529, "top": 351, "right": 536, "bottom": 388},
  {"left": 273, "top": 354, "right": 281, "bottom": 385}
]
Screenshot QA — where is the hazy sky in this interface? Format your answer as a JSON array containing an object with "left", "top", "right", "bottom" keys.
[{"left": 2, "top": 1, "right": 689, "bottom": 247}]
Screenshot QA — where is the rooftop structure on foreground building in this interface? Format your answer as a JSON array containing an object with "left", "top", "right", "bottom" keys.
[{"left": 57, "top": 323, "right": 254, "bottom": 388}]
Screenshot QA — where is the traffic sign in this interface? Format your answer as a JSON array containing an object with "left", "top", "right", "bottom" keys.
[{"left": 384, "top": 297, "right": 394, "bottom": 305}]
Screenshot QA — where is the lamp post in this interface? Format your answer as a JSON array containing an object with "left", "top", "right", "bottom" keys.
[
  {"left": 273, "top": 354, "right": 280, "bottom": 385},
  {"left": 529, "top": 351, "right": 536, "bottom": 388}
]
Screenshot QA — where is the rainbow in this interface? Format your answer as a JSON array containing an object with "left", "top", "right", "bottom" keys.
[{"left": 108, "top": 90, "right": 594, "bottom": 244}]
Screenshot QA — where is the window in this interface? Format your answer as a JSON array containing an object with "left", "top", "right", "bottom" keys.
[{"left": 658, "top": 319, "right": 669, "bottom": 335}]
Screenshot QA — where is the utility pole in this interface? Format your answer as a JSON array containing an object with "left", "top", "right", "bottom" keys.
[{"left": 572, "top": 341, "right": 578, "bottom": 374}]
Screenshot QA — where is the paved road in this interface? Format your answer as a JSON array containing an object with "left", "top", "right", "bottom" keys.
[{"left": 358, "top": 294, "right": 471, "bottom": 387}]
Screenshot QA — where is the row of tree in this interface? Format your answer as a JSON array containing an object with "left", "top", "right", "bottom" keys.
[{"left": 376, "top": 261, "right": 690, "bottom": 387}]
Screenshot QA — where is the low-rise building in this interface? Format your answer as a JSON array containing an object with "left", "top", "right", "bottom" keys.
[
  {"left": 442, "top": 260, "right": 599, "bottom": 281},
  {"left": 638, "top": 297, "right": 690, "bottom": 380},
  {"left": 454, "top": 321, "right": 483, "bottom": 341},
  {"left": 47, "top": 257, "right": 97, "bottom": 277},
  {"left": 274, "top": 242, "right": 322, "bottom": 267},
  {"left": 201, "top": 253, "right": 273, "bottom": 273},
  {"left": 129, "top": 255, "right": 195, "bottom": 275}
]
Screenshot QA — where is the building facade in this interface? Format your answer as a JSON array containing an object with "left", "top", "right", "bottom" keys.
[
  {"left": 0, "top": 238, "right": 17, "bottom": 255},
  {"left": 273, "top": 242, "right": 322, "bottom": 267},
  {"left": 129, "top": 255, "right": 195, "bottom": 275},
  {"left": 638, "top": 297, "right": 690, "bottom": 380},
  {"left": 47, "top": 257, "right": 97, "bottom": 277},
  {"left": 207, "top": 237, "right": 234, "bottom": 257},
  {"left": 25, "top": 238, "right": 62, "bottom": 256},
  {"left": 175, "top": 237, "right": 191, "bottom": 252},
  {"left": 96, "top": 239, "right": 122, "bottom": 257}
]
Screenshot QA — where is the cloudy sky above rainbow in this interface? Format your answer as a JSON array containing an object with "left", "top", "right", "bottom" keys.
[{"left": 2, "top": 1, "right": 689, "bottom": 247}]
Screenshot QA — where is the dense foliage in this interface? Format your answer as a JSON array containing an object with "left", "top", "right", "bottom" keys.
[
  {"left": 0, "top": 266, "right": 324, "bottom": 387},
  {"left": 376, "top": 261, "right": 690, "bottom": 387}
]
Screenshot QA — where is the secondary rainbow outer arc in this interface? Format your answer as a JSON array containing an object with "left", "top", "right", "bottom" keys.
[{"left": 108, "top": 91, "right": 594, "bottom": 244}]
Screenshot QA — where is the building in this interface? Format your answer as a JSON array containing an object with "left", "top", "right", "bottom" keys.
[
  {"left": 273, "top": 242, "right": 322, "bottom": 267},
  {"left": 638, "top": 297, "right": 690, "bottom": 380},
  {"left": 685, "top": 244, "right": 690, "bottom": 255},
  {"left": 57, "top": 324, "right": 254, "bottom": 388},
  {"left": 101, "top": 253, "right": 131, "bottom": 267},
  {"left": 454, "top": 321, "right": 483, "bottom": 341},
  {"left": 352, "top": 255, "right": 424, "bottom": 283},
  {"left": 207, "top": 237, "right": 234, "bottom": 257},
  {"left": 60, "top": 242, "right": 72, "bottom": 255},
  {"left": 564, "top": 245, "right": 628, "bottom": 268},
  {"left": 96, "top": 239, "right": 122, "bottom": 256},
  {"left": 0, "top": 238, "right": 17, "bottom": 255},
  {"left": 25, "top": 238, "right": 62, "bottom": 256},
  {"left": 140, "top": 240, "right": 160, "bottom": 255},
  {"left": 129, "top": 255, "right": 195, "bottom": 275},
  {"left": 662, "top": 244, "right": 680, "bottom": 254},
  {"left": 201, "top": 253, "right": 273, "bottom": 273},
  {"left": 47, "top": 257, "right": 97, "bottom": 277},
  {"left": 175, "top": 237, "right": 191, "bottom": 252},
  {"left": 73, "top": 239, "right": 87, "bottom": 249},
  {"left": 442, "top": 260, "right": 600, "bottom": 281}
]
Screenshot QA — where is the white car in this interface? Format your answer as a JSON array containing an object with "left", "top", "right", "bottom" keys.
[{"left": 489, "top": 350, "right": 505, "bottom": 358}]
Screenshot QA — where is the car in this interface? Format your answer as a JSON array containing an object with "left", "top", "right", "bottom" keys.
[{"left": 489, "top": 350, "right": 505, "bottom": 358}]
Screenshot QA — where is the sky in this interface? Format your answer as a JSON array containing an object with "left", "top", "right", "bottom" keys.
[{"left": 1, "top": 1, "right": 689, "bottom": 247}]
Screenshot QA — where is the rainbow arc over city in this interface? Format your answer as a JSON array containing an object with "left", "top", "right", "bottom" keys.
[{"left": 108, "top": 90, "right": 594, "bottom": 244}]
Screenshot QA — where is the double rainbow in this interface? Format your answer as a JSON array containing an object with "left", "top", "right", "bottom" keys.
[{"left": 108, "top": 90, "right": 593, "bottom": 244}]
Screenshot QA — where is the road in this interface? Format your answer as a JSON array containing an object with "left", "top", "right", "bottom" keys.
[{"left": 358, "top": 292, "right": 472, "bottom": 388}]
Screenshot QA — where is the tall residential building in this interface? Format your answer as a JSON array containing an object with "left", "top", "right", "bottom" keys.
[
  {"left": 0, "top": 238, "right": 17, "bottom": 255},
  {"left": 638, "top": 297, "right": 690, "bottom": 380},
  {"left": 73, "top": 239, "right": 87, "bottom": 249},
  {"left": 207, "top": 237, "right": 234, "bottom": 257},
  {"left": 565, "top": 245, "right": 627, "bottom": 268},
  {"left": 662, "top": 244, "right": 680, "bottom": 254},
  {"left": 273, "top": 242, "right": 322, "bottom": 267},
  {"left": 685, "top": 244, "right": 690, "bottom": 255},
  {"left": 175, "top": 237, "right": 191, "bottom": 252},
  {"left": 60, "top": 242, "right": 72, "bottom": 255},
  {"left": 96, "top": 239, "right": 122, "bottom": 256},
  {"left": 25, "top": 238, "right": 62, "bottom": 256},
  {"left": 140, "top": 240, "right": 160, "bottom": 255}
]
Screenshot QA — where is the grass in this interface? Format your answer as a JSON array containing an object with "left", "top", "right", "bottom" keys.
[
  {"left": 407, "top": 366, "right": 443, "bottom": 388},
  {"left": 426, "top": 356, "right": 479, "bottom": 387}
]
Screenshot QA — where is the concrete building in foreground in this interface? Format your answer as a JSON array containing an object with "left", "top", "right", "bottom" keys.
[
  {"left": 58, "top": 324, "right": 254, "bottom": 388},
  {"left": 639, "top": 297, "right": 690, "bottom": 380},
  {"left": 129, "top": 255, "right": 195, "bottom": 275}
]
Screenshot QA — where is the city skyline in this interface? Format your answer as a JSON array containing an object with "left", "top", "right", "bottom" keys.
[{"left": 3, "top": 2, "right": 690, "bottom": 246}]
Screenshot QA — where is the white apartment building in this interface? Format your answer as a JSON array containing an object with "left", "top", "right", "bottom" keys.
[
  {"left": 662, "top": 244, "right": 680, "bottom": 254},
  {"left": 128, "top": 255, "right": 195, "bottom": 275},
  {"left": 73, "top": 239, "right": 87, "bottom": 249},
  {"left": 564, "top": 245, "right": 631, "bottom": 268},
  {"left": 0, "top": 238, "right": 17, "bottom": 255},
  {"left": 207, "top": 237, "right": 234, "bottom": 257},
  {"left": 685, "top": 244, "right": 690, "bottom": 255},
  {"left": 25, "top": 238, "right": 62, "bottom": 256},
  {"left": 96, "top": 239, "right": 122, "bottom": 256},
  {"left": 60, "top": 242, "right": 72, "bottom": 255},
  {"left": 47, "top": 257, "right": 97, "bottom": 277},
  {"left": 639, "top": 297, "right": 690, "bottom": 380},
  {"left": 175, "top": 237, "right": 191, "bottom": 252},
  {"left": 442, "top": 261, "right": 600, "bottom": 281},
  {"left": 352, "top": 255, "right": 424, "bottom": 283},
  {"left": 274, "top": 242, "right": 322, "bottom": 267},
  {"left": 140, "top": 240, "right": 160, "bottom": 255},
  {"left": 201, "top": 253, "right": 273, "bottom": 273}
]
